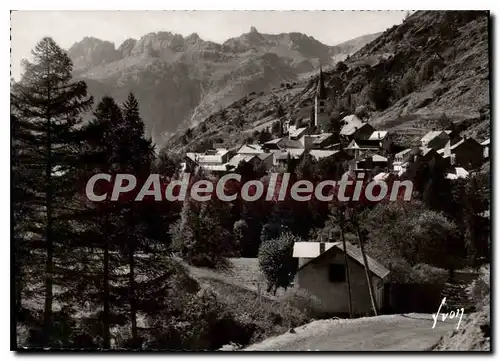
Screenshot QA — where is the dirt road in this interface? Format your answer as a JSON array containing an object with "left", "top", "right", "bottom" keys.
[{"left": 244, "top": 313, "right": 460, "bottom": 351}]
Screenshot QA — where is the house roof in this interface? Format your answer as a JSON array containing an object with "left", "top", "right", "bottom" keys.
[
  {"left": 419, "top": 147, "right": 437, "bottom": 157},
  {"left": 395, "top": 148, "right": 412, "bottom": 157},
  {"left": 340, "top": 119, "right": 371, "bottom": 137},
  {"left": 293, "top": 241, "right": 390, "bottom": 280},
  {"left": 199, "top": 164, "right": 230, "bottom": 172},
  {"left": 341, "top": 114, "right": 363, "bottom": 124},
  {"left": 265, "top": 137, "right": 302, "bottom": 149},
  {"left": 265, "top": 138, "right": 283, "bottom": 145},
  {"left": 186, "top": 151, "right": 227, "bottom": 164},
  {"left": 420, "top": 130, "right": 446, "bottom": 143},
  {"left": 227, "top": 154, "right": 257, "bottom": 167},
  {"left": 421, "top": 131, "right": 444, "bottom": 142},
  {"left": 481, "top": 138, "right": 490, "bottom": 146},
  {"left": 368, "top": 131, "right": 389, "bottom": 141},
  {"left": 309, "top": 150, "right": 341, "bottom": 161},
  {"left": 274, "top": 149, "right": 305, "bottom": 161},
  {"left": 289, "top": 127, "right": 308, "bottom": 139},
  {"left": 346, "top": 139, "right": 380, "bottom": 149},
  {"left": 448, "top": 137, "right": 480, "bottom": 151},
  {"left": 358, "top": 154, "right": 387, "bottom": 163},
  {"left": 257, "top": 152, "right": 273, "bottom": 160},
  {"left": 373, "top": 172, "right": 392, "bottom": 181},
  {"left": 446, "top": 167, "right": 469, "bottom": 180},
  {"left": 237, "top": 144, "right": 265, "bottom": 154},
  {"left": 312, "top": 132, "right": 334, "bottom": 145}
]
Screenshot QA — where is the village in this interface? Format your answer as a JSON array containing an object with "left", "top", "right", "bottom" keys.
[
  {"left": 178, "top": 68, "right": 491, "bottom": 317},
  {"left": 182, "top": 68, "right": 490, "bottom": 183}
]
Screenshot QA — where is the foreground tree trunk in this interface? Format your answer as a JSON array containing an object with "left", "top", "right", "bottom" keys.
[
  {"left": 339, "top": 211, "right": 353, "bottom": 318},
  {"left": 43, "top": 74, "right": 53, "bottom": 344},
  {"left": 353, "top": 214, "right": 378, "bottom": 316}
]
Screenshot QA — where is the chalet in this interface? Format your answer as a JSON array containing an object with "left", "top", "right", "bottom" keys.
[
  {"left": 289, "top": 127, "right": 312, "bottom": 141},
  {"left": 445, "top": 167, "right": 469, "bottom": 180},
  {"left": 185, "top": 148, "right": 231, "bottom": 173},
  {"left": 237, "top": 144, "right": 266, "bottom": 155},
  {"left": 442, "top": 137, "right": 483, "bottom": 170},
  {"left": 373, "top": 172, "right": 396, "bottom": 183},
  {"left": 263, "top": 137, "right": 302, "bottom": 152},
  {"left": 481, "top": 138, "right": 490, "bottom": 160},
  {"left": 345, "top": 139, "right": 380, "bottom": 159},
  {"left": 300, "top": 133, "right": 337, "bottom": 150},
  {"left": 256, "top": 152, "right": 274, "bottom": 169},
  {"left": 340, "top": 115, "right": 375, "bottom": 141},
  {"left": 418, "top": 147, "right": 443, "bottom": 163},
  {"left": 226, "top": 154, "right": 261, "bottom": 170},
  {"left": 393, "top": 148, "right": 412, "bottom": 174},
  {"left": 273, "top": 148, "right": 305, "bottom": 166},
  {"left": 368, "top": 131, "right": 392, "bottom": 151},
  {"left": 311, "top": 132, "right": 337, "bottom": 149},
  {"left": 349, "top": 153, "right": 388, "bottom": 173},
  {"left": 420, "top": 129, "right": 459, "bottom": 150},
  {"left": 293, "top": 241, "right": 390, "bottom": 315},
  {"left": 309, "top": 149, "right": 350, "bottom": 163}
]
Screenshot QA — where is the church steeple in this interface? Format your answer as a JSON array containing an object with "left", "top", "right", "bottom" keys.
[{"left": 316, "top": 65, "right": 327, "bottom": 99}]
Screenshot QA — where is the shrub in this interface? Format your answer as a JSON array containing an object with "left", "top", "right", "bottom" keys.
[
  {"left": 410, "top": 263, "right": 449, "bottom": 284},
  {"left": 397, "top": 69, "right": 418, "bottom": 98},
  {"left": 336, "top": 61, "right": 348, "bottom": 72},
  {"left": 467, "top": 265, "right": 490, "bottom": 311},
  {"left": 417, "top": 56, "right": 446, "bottom": 84},
  {"left": 144, "top": 287, "right": 251, "bottom": 350},
  {"left": 354, "top": 104, "right": 370, "bottom": 120},
  {"left": 281, "top": 289, "right": 328, "bottom": 319},
  {"left": 258, "top": 232, "right": 300, "bottom": 295},
  {"left": 368, "top": 77, "right": 393, "bottom": 110}
]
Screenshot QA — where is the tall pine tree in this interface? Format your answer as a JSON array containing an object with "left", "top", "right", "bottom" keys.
[{"left": 11, "top": 37, "right": 93, "bottom": 345}]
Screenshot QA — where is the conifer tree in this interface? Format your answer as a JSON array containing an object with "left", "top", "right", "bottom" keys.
[{"left": 11, "top": 37, "right": 93, "bottom": 345}]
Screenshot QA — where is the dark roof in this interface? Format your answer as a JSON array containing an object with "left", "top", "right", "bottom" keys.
[
  {"left": 316, "top": 66, "right": 327, "bottom": 99},
  {"left": 312, "top": 132, "right": 334, "bottom": 145},
  {"left": 347, "top": 139, "right": 381, "bottom": 149},
  {"left": 340, "top": 119, "right": 372, "bottom": 136}
]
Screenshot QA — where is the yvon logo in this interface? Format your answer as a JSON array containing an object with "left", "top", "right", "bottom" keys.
[{"left": 432, "top": 297, "right": 465, "bottom": 330}]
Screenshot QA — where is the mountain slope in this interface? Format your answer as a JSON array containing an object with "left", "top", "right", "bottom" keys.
[
  {"left": 164, "top": 10, "right": 489, "bottom": 152},
  {"left": 67, "top": 29, "right": 380, "bottom": 144}
]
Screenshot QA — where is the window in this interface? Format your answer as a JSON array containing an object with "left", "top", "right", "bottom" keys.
[{"left": 328, "top": 264, "right": 346, "bottom": 283}]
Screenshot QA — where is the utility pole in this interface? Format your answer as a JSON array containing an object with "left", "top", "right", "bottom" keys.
[
  {"left": 352, "top": 210, "right": 378, "bottom": 316},
  {"left": 339, "top": 209, "right": 353, "bottom": 318}
]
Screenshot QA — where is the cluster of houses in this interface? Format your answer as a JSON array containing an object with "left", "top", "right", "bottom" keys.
[
  {"left": 182, "top": 67, "right": 490, "bottom": 183},
  {"left": 179, "top": 67, "right": 491, "bottom": 316}
]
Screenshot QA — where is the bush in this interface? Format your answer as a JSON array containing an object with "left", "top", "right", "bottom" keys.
[
  {"left": 368, "top": 77, "right": 393, "bottom": 110},
  {"left": 467, "top": 265, "right": 490, "bottom": 311},
  {"left": 336, "top": 61, "right": 348, "bottom": 72},
  {"left": 410, "top": 263, "right": 449, "bottom": 284},
  {"left": 396, "top": 69, "right": 418, "bottom": 98},
  {"left": 145, "top": 287, "right": 252, "bottom": 350},
  {"left": 281, "top": 289, "right": 328, "bottom": 319},
  {"left": 417, "top": 56, "right": 446, "bottom": 84},
  {"left": 258, "top": 232, "right": 300, "bottom": 294}
]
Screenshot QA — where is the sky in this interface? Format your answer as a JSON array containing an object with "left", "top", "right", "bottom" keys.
[{"left": 11, "top": 10, "right": 407, "bottom": 80}]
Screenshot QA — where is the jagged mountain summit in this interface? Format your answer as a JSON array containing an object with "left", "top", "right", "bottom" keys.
[
  {"left": 164, "top": 10, "right": 489, "bottom": 153},
  {"left": 67, "top": 27, "right": 380, "bottom": 144}
]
